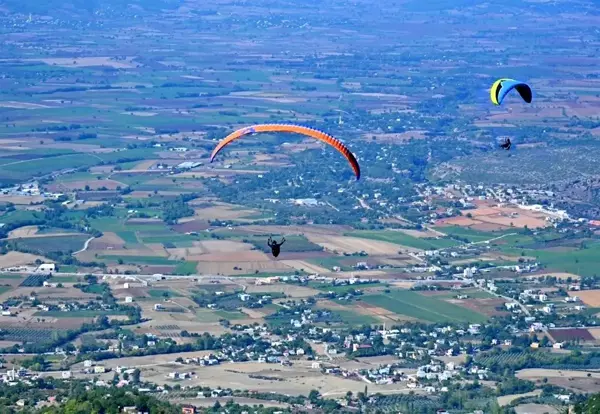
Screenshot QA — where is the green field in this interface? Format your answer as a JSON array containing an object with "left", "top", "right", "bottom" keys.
[
  {"left": 346, "top": 230, "right": 460, "bottom": 250},
  {"left": 116, "top": 231, "right": 139, "bottom": 245},
  {"left": 363, "top": 289, "right": 487, "bottom": 323},
  {"left": 12, "top": 235, "right": 89, "bottom": 254},
  {"left": 514, "top": 242, "right": 600, "bottom": 277},
  {"left": 99, "top": 255, "right": 175, "bottom": 265},
  {"left": 434, "top": 226, "right": 515, "bottom": 243},
  {"left": 332, "top": 309, "right": 378, "bottom": 325},
  {"left": 214, "top": 310, "right": 248, "bottom": 320},
  {"left": 49, "top": 275, "right": 79, "bottom": 283},
  {"left": 307, "top": 257, "right": 354, "bottom": 272},
  {"left": 174, "top": 261, "right": 198, "bottom": 275}
]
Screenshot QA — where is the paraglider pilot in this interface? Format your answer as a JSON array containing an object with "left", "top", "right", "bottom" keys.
[
  {"left": 499, "top": 138, "right": 511, "bottom": 150},
  {"left": 267, "top": 236, "right": 285, "bottom": 258}
]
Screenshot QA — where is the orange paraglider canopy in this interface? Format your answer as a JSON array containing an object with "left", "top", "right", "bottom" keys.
[{"left": 209, "top": 123, "right": 361, "bottom": 180}]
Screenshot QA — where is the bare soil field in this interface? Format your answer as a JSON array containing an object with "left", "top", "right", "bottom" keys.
[
  {"left": 171, "top": 219, "right": 211, "bottom": 233},
  {"left": 361, "top": 130, "right": 428, "bottom": 142},
  {"left": 587, "top": 328, "right": 600, "bottom": 341},
  {"left": 447, "top": 298, "right": 508, "bottom": 317},
  {"left": 498, "top": 390, "right": 542, "bottom": 407},
  {"left": 530, "top": 272, "right": 580, "bottom": 281},
  {"left": 47, "top": 179, "right": 125, "bottom": 191},
  {"left": 193, "top": 250, "right": 267, "bottom": 262},
  {"left": 175, "top": 397, "right": 289, "bottom": 409},
  {"left": 140, "top": 360, "right": 411, "bottom": 397},
  {"left": 353, "top": 301, "right": 418, "bottom": 323},
  {"left": 305, "top": 234, "right": 403, "bottom": 255},
  {"left": 270, "top": 251, "right": 332, "bottom": 260},
  {"left": 437, "top": 202, "right": 550, "bottom": 230},
  {"left": 570, "top": 290, "right": 600, "bottom": 307},
  {"left": 6, "top": 226, "right": 39, "bottom": 238},
  {"left": 517, "top": 369, "right": 600, "bottom": 379},
  {"left": 0, "top": 251, "right": 49, "bottom": 268},
  {"left": 514, "top": 404, "right": 559, "bottom": 414},
  {"left": 0, "top": 195, "right": 46, "bottom": 205},
  {"left": 279, "top": 259, "right": 330, "bottom": 274},
  {"left": 95, "top": 247, "right": 170, "bottom": 257},
  {"left": 22, "top": 56, "right": 136, "bottom": 69},
  {"left": 193, "top": 205, "right": 262, "bottom": 221},
  {"left": 0, "top": 286, "right": 97, "bottom": 302},
  {"left": 6, "top": 226, "right": 81, "bottom": 239},
  {"left": 196, "top": 258, "right": 292, "bottom": 275}
]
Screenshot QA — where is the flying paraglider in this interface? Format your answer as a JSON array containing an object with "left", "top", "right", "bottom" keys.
[
  {"left": 499, "top": 138, "right": 512, "bottom": 150},
  {"left": 490, "top": 78, "right": 532, "bottom": 105},
  {"left": 209, "top": 123, "right": 361, "bottom": 180},
  {"left": 267, "top": 236, "right": 285, "bottom": 258}
]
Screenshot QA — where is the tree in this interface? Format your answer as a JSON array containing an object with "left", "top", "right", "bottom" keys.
[
  {"left": 132, "top": 368, "right": 141, "bottom": 384},
  {"left": 308, "top": 389, "right": 320, "bottom": 403}
]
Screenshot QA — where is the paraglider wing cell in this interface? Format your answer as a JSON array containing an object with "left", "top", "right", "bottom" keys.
[
  {"left": 209, "top": 124, "right": 361, "bottom": 180},
  {"left": 490, "top": 78, "right": 532, "bottom": 105}
]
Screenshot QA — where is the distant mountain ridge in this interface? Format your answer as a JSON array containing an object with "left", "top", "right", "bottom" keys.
[{"left": 0, "top": 0, "right": 184, "bottom": 16}]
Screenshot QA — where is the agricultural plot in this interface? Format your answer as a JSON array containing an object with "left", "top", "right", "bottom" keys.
[
  {"left": 433, "top": 225, "right": 514, "bottom": 243},
  {"left": 11, "top": 235, "right": 89, "bottom": 254},
  {"left": 0, "top": 251, "right": 48, "bottom": 269},
  {"left": 345, "top": 230, "right": 460, "bottom": 251},
  {"left": 0, "top": 327, "right": 60, "bottom": 343},
  {"left": 19, "top": 275, "right": 49, "bottom": 287},
  {"left": 362, "top": 289, "right": 488, "bottom": 323}
]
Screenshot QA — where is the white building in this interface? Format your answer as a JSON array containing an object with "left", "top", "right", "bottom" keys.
[{"left": 36, "top": 263, "right": 55, "bottom": 274}]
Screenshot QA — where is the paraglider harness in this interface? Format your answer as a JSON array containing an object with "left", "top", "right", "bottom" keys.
[{"left": 267, "top": 236, "right": 285, "bottom": 258}]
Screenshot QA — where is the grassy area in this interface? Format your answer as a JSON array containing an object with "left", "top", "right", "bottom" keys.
[
  {"left": 56, "top": 265, "right": 78, "bottom": 273},
  {"left": 99, "top": 255, "right": 175, "bottom": 265},
  {"left": 521, "top": 242, "right": 600, "bottom": 277},
  {"left": 116, "top": 231, "right": 139, "bottom": 244},
  {"left": 333, "top": 309, "right": 378, "bottom": 325},
  {"left": 363, "top": 289, "right": 487, "bottom": 323},
  {"left": 174, "top": 261, "right": 198, "bottom": 275},
  {"left": 434, "top": 226, "right": 515, "bottom": 242},
  {"left": 346, "top": 230, "right": 460, "bottom": 250},
  {"left": 0, "top": 273, "right": 23, "bottom": 280},
  {"left": 49, "top": 275, "right": 79, "bottom": 283},
  {"left": 214, "top": 310, "right": 248, "bottom": 320}
]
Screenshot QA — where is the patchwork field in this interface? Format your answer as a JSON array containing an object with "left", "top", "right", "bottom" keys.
[{"left": 436, "top": 203, "right": 551, "bottom": 231}]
